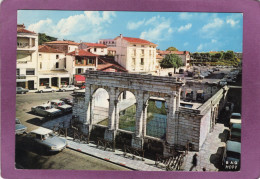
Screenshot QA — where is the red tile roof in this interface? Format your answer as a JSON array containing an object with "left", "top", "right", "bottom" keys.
[
  {"left": 98, "top": 58, "right": 127, "bottom": 72},
  {"left": 45, "top": 41, "right": 79, "bottom": 45},
  {"left": 156, "top": 54, "right": 164, "bottom": 59},
  {"left": 108, "top": 47, "right": 116, "bottom": 51},
  {"left": 39, "top": 45, "right": 64, "bottom": 53},
  {"left": 17, "top": 28, "right": 36, "bottom": 34},
  {"left": 67, "top": 49, "right": 98, "bottom": 57},
  {"left": 83, "top": 43, "right": 107, "bottom": 48},
  {"left": 157, "top": 50, "right": 190, "bottom": 55},
  {"left": 123, "top": 37, "right": 157, "bottom": 46}
]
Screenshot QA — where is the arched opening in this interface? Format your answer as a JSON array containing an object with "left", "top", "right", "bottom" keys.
[
  {"left": 146, "top": 97, "right": 167, "bottom": 139},
  {"left": 93, "top": 88, "right": 109, "bottom": 126},
  {"left": 118, "top": 91, "right": 136, "bottom": 132}
]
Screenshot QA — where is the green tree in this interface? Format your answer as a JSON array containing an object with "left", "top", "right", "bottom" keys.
[
  {"left": 160, "top": 54, "right": 183, "bottom": 73},
  {"left": 38, "top": 33, "right": 58, "bottom": 45},
  {"left": 166, "top": 46, "right": 178, "bottom": 51},
  {"left": 223, "top": 50, "right": 235, "bottom": 61}
]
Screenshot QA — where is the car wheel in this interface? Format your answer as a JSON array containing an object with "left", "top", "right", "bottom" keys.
[
  {"left": 63, "top": 89, "right": 65, "bottom": 92},
  {"left": 40, "top": 90, "right": 43, "bottom": 93}
]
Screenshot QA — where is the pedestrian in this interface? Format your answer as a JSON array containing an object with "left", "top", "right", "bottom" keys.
[{"left": 189, "top": 153, "right": 198, "bottom": 171}]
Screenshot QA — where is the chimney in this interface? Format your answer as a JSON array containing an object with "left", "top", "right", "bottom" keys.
[
  {"left": 120, "top": 34, "right": 123, "bottom": 38},
  {"left": 75, "top": 48, "right": 79, "bottom": 55}
]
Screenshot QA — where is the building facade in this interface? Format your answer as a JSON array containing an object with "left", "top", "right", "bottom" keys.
[
  {"left": 115, "top": 34, "right": 157, "bottom": 73},
  {"left": 16, "top": 25, "right": 39, "bottom": 90},
  {"left": 98, "top": 39, "right": 116, "bottom": 47},
  {"left": 44, "top": 40, "right": 79, "bottom": 53},
  {"left": 79, "top": 42, "right": 108, "bottom": 56},
  {"left": 37, "top": 45, "right": 70, "bottom": 89}
]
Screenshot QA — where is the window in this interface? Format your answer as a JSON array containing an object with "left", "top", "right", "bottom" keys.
[
  {"left": 26, "top": 69, "right": 35, "bottom": 75},
  {"left": 94, "top": 48, "right": 97, "bottom": 52},
  {"left": 133, "top": 44, "right": 136, "bottom": 46},
  {"left": 141, "top": 58, "right": 144, "bottom": 65},
  {"left": 56, "top": 55, "right": 59, "bottom": 59},
  {"left": 56, "top": 62, "right": 59, "bottom": 68},
  {"left": 64, "top": 59, "right": 66, "bottom": 68},
  {"left": 141, "top": 45, "right": 144, "bottom": 47},
  {"left": 16, "top": 69, "right": 20, "bottom": 76},
  {"left": 132, "top": 58, "right": 135, "bottom": 66},
  {"left": 141, "top": 49, "right": 144, "bottom": 55},
  {"left": 40, "top": 62, "right": 42, "bottom": 69},
  {"left": 88, "top": 59, "right": 94, "bottom": 65},
  {"left": 101, "top": 48, "right": 104, "bottom": 52},
  {"left": 39, "top": 54, "right": 42, "bottom": 57}
]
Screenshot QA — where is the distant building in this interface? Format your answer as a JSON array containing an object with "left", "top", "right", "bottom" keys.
[
  {"left": 107, "top": 47, "right": 116, "bottom": 56},
  {"left": 79, "top": 42, "right": 108, "bottom": 56},
  {"left": 157, "top": 50, "right": 191, "bottom": 67},
  {"left": 38, "top": 45, "right": 70, "bottom": 88},
  {"left": 16, "top": 24, "right": 39, "bottom": 90},
  {"left": 44, "top": 40, "right": 79, "bottom": 53},
  {"left": 98, "top": 57, "right": 127, "bottom": 72},
  {"left": 98, "top": 39, "right": 116, "bottom": 47},
  {"left": 115, "top": 34, "right": 157, "bottom": 73},
  {"left": 66, "top": 49, "right": 99, "bottom": 84}
]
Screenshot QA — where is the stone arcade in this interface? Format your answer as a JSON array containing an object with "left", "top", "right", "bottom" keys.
[{"left": 72, "top": 71, "right": 228, "bottom": 156}]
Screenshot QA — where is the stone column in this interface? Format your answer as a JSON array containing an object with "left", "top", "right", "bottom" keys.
[
  {"left": 85, "top": 84, "right": 92, "bottom": 124},
  {"left": 166, "top": 93, "right": 176, "bottom": 146},
  {"left": 114, "top": 99, "right": 120, "bottom": 130},
  {"left": 176, "top": 87, "right": 181, "bottom": 110},
  {"left": 107, "top": 87, "right": 116, "bottom": 130},
  {"left": 142, "top": 103, "right": 148, "bottom": 137},
  {"left": 131, "top": 91, "right": 144, "bottom": 149}
]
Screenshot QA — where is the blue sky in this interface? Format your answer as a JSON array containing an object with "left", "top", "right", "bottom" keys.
[{"left": 18, "top": 10, "right": 243, "bottom": 52}]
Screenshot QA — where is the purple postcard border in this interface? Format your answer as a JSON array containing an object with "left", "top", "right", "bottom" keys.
[{"left": 1, "top": 0, "right": 260, "bottom": 178}]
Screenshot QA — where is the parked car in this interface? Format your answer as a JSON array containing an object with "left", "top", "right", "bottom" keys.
[
  {"left": 222, "top": 140, "right": 241, "bottom": 171},
  {"left": 38, "top": 86, "right": 56, "bottom": 93},
  {"left": 60, "top": 98, "right": 73, "bottom": 105},
  {"left": 31, "top": 104, "right": 62, "bottom": 117},
  {"left": 230, "top": 113, "right": 241, "bottom": 126},
  {"left": 51, "top": 100, "right": 72, "bottom": 113},
  {"left": 26, "top": 127, "right": 67, "bottom": 152},
  {"left": 16, "top": 87, "right": 29, "bottom": 94},
  {"left": 230, "top": 123, "right": 241, "bottom": 142},
  {"left": 15, "top": 118, "right": 27, "bottom": 135},
  {"left": 58, "top": 85, "right": 80, "bottom": 92}
]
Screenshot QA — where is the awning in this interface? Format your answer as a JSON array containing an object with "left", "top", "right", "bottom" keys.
[
  {"left": 75, "top": 75, "right": 85, "bottom": 83},
  {"left": 197, "top": 90, "right": 203, "bottom": 94}
]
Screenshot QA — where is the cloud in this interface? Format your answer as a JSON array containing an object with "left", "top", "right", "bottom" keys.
[
  {"left": 202, "top": 18, "right": 224, "bottom": 32},
  {"left": 179, "top": 12, "right": 193, "bottom": 20},
  {"left": 139, "top": 16, "right": 173, "bottom": 42},
  {"left": 127, "top": 20, "right": 145, "bottom": 30},
  {"left": 226, "top": 18, "right": 239, "bottom": 27},
  {"left": 197, "top": 44, "right": 203, "bottom": 51},
  {"left": 178, "top": 23, "right": 192, "bottom": 32},
  {"left": 28, "top": 11, "right": 116, "bottom": 42}
]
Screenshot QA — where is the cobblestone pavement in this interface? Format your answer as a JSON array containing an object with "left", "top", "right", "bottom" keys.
[
  {"left": 42, "top": 116, "right": 163, "bottom": 171},
  {"left": 182, "top": 123, "right": 229, "bottom": 171}
]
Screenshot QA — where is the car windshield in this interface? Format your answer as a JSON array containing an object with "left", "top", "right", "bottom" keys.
[
  {"left": 231, "top": 115, "right": 241, "bottom": 119},
  {"left": 226, "top": 151, "right": 240, "bottom": 159}
]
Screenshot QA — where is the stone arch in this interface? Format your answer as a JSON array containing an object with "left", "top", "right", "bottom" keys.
[{"left": 117, "top": 90, "right": 137, "bottom": 132}]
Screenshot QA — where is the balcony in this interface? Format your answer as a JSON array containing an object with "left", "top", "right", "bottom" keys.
[{"left": 17, "top": 42, "right": 37, "bottom": 52}]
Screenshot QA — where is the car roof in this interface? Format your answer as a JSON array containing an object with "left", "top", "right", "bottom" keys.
[
  {"left": 231, "top": 113, "right": 241, "bottom": 117},
  {"left": 226, "top": 140, "right": 241, "bottom": 153},
  {"left": 30, "top": 127, "right": 53, "bottom": 135},
  {"left": 51, "top": 100, "right": 63, "bottom": 103}
]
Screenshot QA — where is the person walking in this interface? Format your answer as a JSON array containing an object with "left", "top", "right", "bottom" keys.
[{"left": 189, "top": 153, "right": 198, "bottom": 171}]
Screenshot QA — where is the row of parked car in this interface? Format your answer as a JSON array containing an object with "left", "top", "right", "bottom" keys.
[
  {"left": 16, "top": 85, "right": 81, "bottom": 94},
  {"left": 222, "top": 112, "right": 241, "bottom": 171},
  {"left": 31, "top": 98, "right": 73, "bottom": 118}
]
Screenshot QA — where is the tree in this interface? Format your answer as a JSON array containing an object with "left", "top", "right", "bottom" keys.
[
  {"left": 38, "top": 33, "right": 58, "bottom": 45},
  {"left": 223, "top": 50, "right": 235, "bottom": 61},
  {"left": 160, "top": 54, "right": 183, "bottom": 73},
  {"left": 166, "top": 47, "right": 179, "bottom": 51}
]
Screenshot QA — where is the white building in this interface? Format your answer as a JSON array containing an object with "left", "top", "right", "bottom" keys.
[
  {"left": 37, "top": 45, "right": 71, "bottom": 89},
  {"left": 114, "top": 34, "right": 157, "bottom": 73},
  {"left": 79, "top": 42, "right": 108, "bottom": 56},
  {"left": 16, "top": 25, "right": 39, "bottom": 90}
]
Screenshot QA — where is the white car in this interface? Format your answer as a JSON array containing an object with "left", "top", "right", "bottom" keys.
[
  {"left": 51, "top": 100, "right": 72, "bottom": 113},
  {"left": 38, "top": 86, "right": 56, "bottom": 93},
  {"left": 58, "top": 85, "right": 79, "bottom": 92},
  {"left": 27, "top": 127, "right": 67, "bottom": 152},
  {"left": 31, "top": 104, "right": 62, "bottom": 117}
]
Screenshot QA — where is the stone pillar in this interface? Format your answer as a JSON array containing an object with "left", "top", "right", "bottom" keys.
[
  {"left": 142, "top": 103, "right": 148, "bottom": 137},
  {"left": 85, "top": 84, "right": 92, "bottom": 124},
  {"left": 176, "top": 87, "right": 181, "bottom": 110},
  {"left": 166, "top": 93, "right": 176, "bottom": 146},
  {"left": 114, "top": 99, "right": 120, "bottom": 130},
  {"left": 107, "top": 87, "right": 116, "bottom": 130},
  {"left": 131, "top": 91, "right": 144, "bottom": 149}
]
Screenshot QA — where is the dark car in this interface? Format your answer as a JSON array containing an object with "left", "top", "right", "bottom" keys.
[
  {"left": 16, "top": 87, "right": 29, "bottom": 94},
  {"left": 15, "top": 118, "right": 27, "bottom": 135},
  {"left": 60, "top": 98, "right": 73, "bottom": 106}
]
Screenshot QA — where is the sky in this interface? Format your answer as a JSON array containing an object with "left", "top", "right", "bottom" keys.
[{"left": 18, "top": 10, "right": 243, "bottom": 52}]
